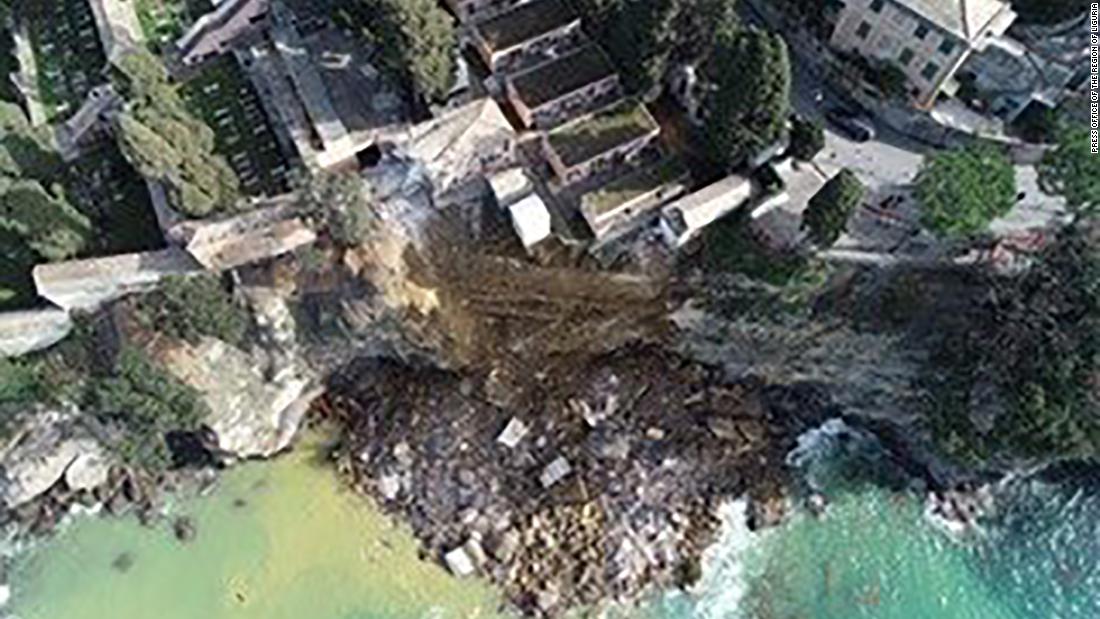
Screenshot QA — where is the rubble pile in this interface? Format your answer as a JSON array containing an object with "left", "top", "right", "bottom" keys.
[{"left": 329, "top": 345, "right": 822, "bottom": 616}]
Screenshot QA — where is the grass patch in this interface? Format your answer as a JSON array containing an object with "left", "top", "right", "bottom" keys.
[
  {"left": 24, "top": 0, "right": 108, "bottom": 121},
  {"left": 548, "top": 100, "right": 658, "bottom": 168},
  {"left": 135, "top": 0, "right": 212, "bottom": 52},
  {"left": 581, "top": 156, "right": 686, "bottom": 219},
  {"left": 181, "top": 55, "right": 291, "bottom": 197}
]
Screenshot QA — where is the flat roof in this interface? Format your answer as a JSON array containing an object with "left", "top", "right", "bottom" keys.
[
  {"left": 581, "top": 157, "right": 687, "bottom": 219},
  {"left": 509, "top": 45, "right": 616, "bottom": 109},
  {"left": 547, "top": 100, "right": 659, "bottom": 169},
  {"left": 475, "top": 0, "right": 578, "bottom": 53}
]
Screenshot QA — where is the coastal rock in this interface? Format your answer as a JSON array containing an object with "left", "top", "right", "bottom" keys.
[
  {"left": 64, "top": 450, "right": 112, "bottom": 493},
  {"left": 0, "top": 407, "right": 111, "bottom": 509},
  {"left": 158, "top": 336, "right": 322, "bottom": 459}
]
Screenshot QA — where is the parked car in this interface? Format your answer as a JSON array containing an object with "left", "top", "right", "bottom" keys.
[{"left": 825, "top": 109, "right": 876, "bottom": 142}]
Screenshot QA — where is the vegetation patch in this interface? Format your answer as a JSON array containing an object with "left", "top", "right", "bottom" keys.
[
  {"left": 548, "top": 100, "right": 658, "bottom": 168},
  {"left": 131, "top": 274, "right": 251, "bottom": 348},
  {"left": 135, "top": 0, "right": 211, "bottom": 52},
  {"left": 916, "top": 143, "right": 1016, "bottom": 238}
]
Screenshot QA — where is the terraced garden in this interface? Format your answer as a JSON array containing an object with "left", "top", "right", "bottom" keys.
[{"left": 181, "top": 55, "right": 291, "bottom": 197}]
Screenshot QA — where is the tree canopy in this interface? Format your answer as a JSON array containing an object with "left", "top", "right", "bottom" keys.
[
  {"left": 915, "top": 144, "right": 1016, "bottom": 238},
  {"left": 131, "top": 274, "right": 251, "bottom": 347},
  {"left": 927, "top": 223, "right": 1100, "bottom": 464},
  {"left": 579, "top": 0, "right": 738, "bottom": 98},
  {"left": 696, "top": 26, "right": 791, "bottom": 171},
  {"left": 0, "top": 103, "right": 89, "bottom": 306},
  {"left": 111, "top": 49, "right": 240, "bottom": 218},
  {"left": 297, "top": 169, "right": 378, "bottom": 246},
  {"left": 803, "top": 168, "right": 864, "bottom": 248},
  {"left": 1038, "top": 123, "right": 1100, "bottom": 214},
  {"left": 334, "top": 0, "right": 456, "bottom": 103},
  {"left": 92, "top": 347, "right": 209, "bottom": 470},
  {"left": 788, "top": 115, "right": 825, "bottom": 162}
]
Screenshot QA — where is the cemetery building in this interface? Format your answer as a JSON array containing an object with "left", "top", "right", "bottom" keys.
[
  {"left": 578, "top": 158, "right": 689, "bottom": 241},
  {"left": 543, "top": 100, "right": 661, "bottom": 185},
  {"left": 469, "top": 0, "right": 582, "bottom": 72},
  {"left": 505, "top": 44, "right": 620, "bottom": 129}
]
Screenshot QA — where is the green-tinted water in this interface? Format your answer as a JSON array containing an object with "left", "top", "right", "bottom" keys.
[
  {"left": 9, "top": 436, "right": 506, "bottom": 619},
  {"left": 10, "top": 421, "right": 1100, "bottom": 619}
]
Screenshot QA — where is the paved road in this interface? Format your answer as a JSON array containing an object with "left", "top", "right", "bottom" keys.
[{"left": 738, "top": 0, "right": 928, "bottom": 191}]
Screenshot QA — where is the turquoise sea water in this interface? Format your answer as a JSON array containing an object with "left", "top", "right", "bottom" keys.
[{"left": 9, "top": 422, "right": 1100, "bottom": 619}]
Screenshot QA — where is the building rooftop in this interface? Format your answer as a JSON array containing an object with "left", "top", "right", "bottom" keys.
[
  {"left": 547, "top": 100, "right": 659, "bottom": 170},
  {"left": 509, "top": 45, "right": 616, "bottom": 109},
  {"left": 894, "top": 0, "right": 1014, "bottom": 41},
  {"left": 475, "top": 0, "right": 578, "bottom": 53},
  {"left": 580, "top": 157, "right": 688, "bottom": 221}
]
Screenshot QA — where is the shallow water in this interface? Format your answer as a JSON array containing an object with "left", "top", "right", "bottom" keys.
[
  {"left": 8, "top": 436, "right": 506, "bottom": 619},
  {"left": 10, "top": 423, "right": 1100, "bottom": 619}
]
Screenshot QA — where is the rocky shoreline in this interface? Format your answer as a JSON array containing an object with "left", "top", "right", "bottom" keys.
[{"left": 326, "top": 344, "right": 830, "bottom": 616}]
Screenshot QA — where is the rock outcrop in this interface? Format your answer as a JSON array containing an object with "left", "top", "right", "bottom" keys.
[
  {"left": 0, "top": 407, "right": 111, "bottom": 508},
  {"left": 159, "top": 336, "right": 320, "bottom": 459}
]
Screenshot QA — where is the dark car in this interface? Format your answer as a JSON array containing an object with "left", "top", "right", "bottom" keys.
[{"left": 825, "top": 109, "right": 876, "bottom": 142}]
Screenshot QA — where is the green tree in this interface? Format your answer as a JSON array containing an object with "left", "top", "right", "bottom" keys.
[
  {"left": 111, "top": 49, "right": 240, "bottom": 218},
  {"left": 335, "top": 0, "right": 456, "bottom": 103},
  {"left": 297, "top": 170, "right": 378, "bottom": 246},
  {"left": 788, "top": 115, "right": 825, "bottom": 161},
  {"left": 1038, "top": 123, "right": 1100, "bottom": 213},
  {"left": 91, "top": 347, "right": 209, "bottom": 470},
  {"left": 585, "top": 0, "right": 738, "bottom": 98},
  {"left": 696, "top": 26, "right": 791, "bottom": 170},
  {"left": 0, "top": 178, "right": 92, "bottom": 261},
  {"left": 802, "top": 168, "right": 864, "bottom": 247},
  {"left": 132, "top": 274, "right": 250, "bottom": 347},
  {"left": 915, "top": 144, "right": 1016, "bottom": 238}
]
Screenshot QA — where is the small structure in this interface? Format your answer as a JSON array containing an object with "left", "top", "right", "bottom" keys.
[
  {"left": 579, "top": 157, "right": 689, "bottom": 240},
  {"left": 660, "top": 173, "right": 755, "bottom": 248},
  {"left": 175, "top": 0, "right": 270, "bottom": 70},
  {"left": 170, "top": 200, "right": 318, "bottom": 271},
  {"left": 508, "top": 193, "right": 552, "bottom": 249},
  {"left": 444, "top": 544, "right": 477, "bottom": 577},
  {"left": 397, "top": 97, "right": 518, "bottom": 196},
  {"left": 445, "top": 0, "right": 524, "bottom": 22},
  {"left": 32, "top": 248, "right": 201, "bottom": 312},
  {"left": 543, "top": 100, "right": 660, "bottom": 184},
  {"left": 505, "top": 44, "right": 619, "bottom": 128},
  {"left": 470, "top": 0, "right": 582, "bottom": 72},
  {"left": 496, "top": 417, "right": 529, "bottom": 448},
  {"left": 539, "top": 456, "right": 572, "bottom": 488},
  {"left": 488, "top": 168, "right": 534, "bottom": 209},
  {"left": 54, "top": 84, "right": 122, "bottom": 161}
]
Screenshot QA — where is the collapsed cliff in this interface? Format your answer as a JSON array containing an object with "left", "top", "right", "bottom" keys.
[{"left": 328, "top": 345, "right": 827, "bottom": 616}]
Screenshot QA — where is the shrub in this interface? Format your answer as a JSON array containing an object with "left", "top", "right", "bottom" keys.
[{"left": 132, "top": 274, "right": 249, "bottom": 347}]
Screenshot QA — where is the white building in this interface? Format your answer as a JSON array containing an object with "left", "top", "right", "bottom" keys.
[
  {"left": 660, "top": 174, "right": 755, "bottom": 248},
  {"left": 508, "top": 193, "right": 552, "bottom": 249}
]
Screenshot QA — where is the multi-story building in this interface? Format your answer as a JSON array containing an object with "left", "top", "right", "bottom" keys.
[
  {"left": 469, "top": 0, "right": 582, "bottom": 73},
  {"left": 827, "top": 0, "right": 1017, "bottom": 108},
  {"left": 505, "top": 44, "right": 619, "bottom": 129},
  {"left": 542, "top": 99, "right": 660, "bottom": 185}
]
